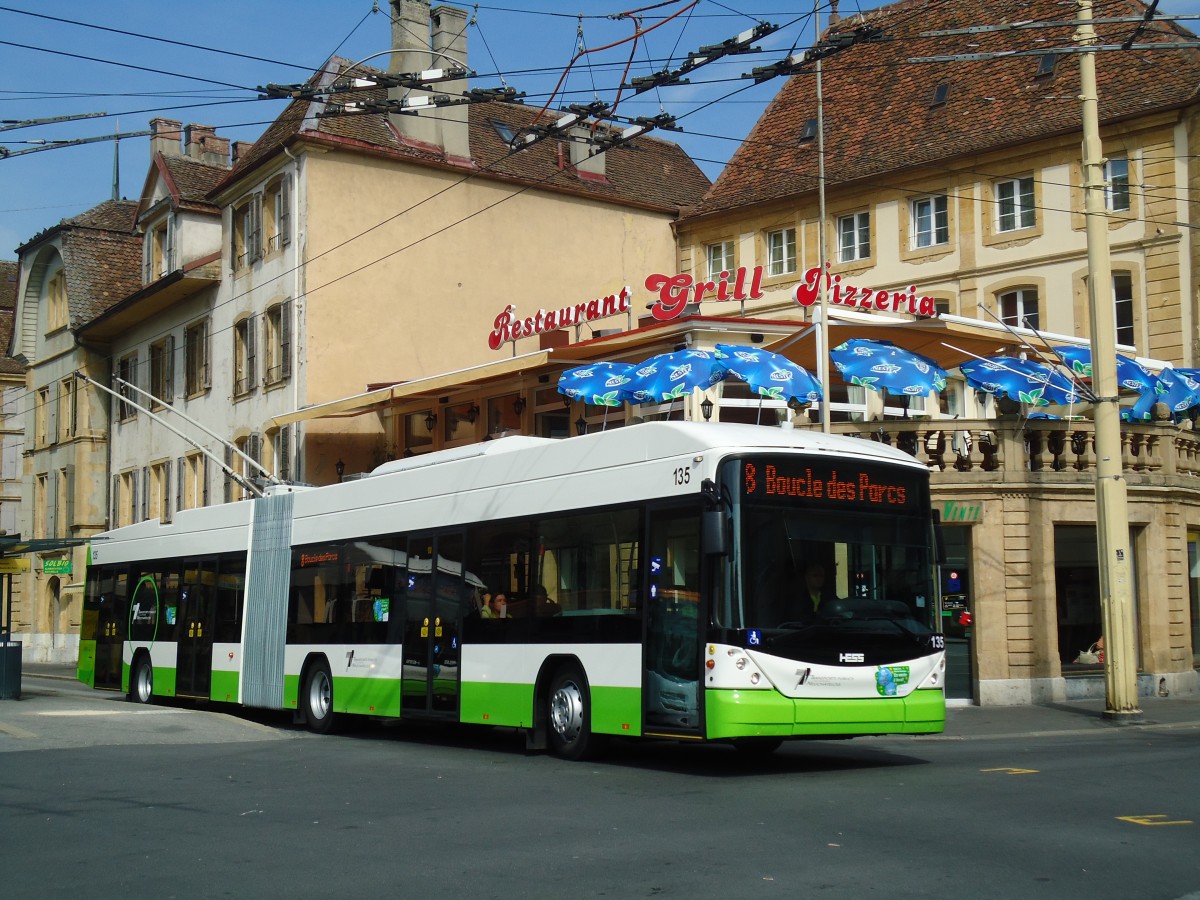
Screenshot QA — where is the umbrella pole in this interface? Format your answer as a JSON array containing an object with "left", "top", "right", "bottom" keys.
[{"left": 757, "top": 396, "right": 763, "bottom": 425}]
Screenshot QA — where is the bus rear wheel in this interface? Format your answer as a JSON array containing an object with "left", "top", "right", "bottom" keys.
[
  {"left": 547, "top": 666, "right": 599, "bottom": 760},
  {"left": 130, "top": 656, "right": 154, "bottom": 704},
  {"left": 303, "top": 662, "right": 337, "bottom": 734}
]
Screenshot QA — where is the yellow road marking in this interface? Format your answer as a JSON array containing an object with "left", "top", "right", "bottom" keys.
[
  {"left": 980, "top": 767, "right": 1039, "bottom": 775},
  {"left": 1116, "top": 815, "right": 1193, "bottom": 827}
]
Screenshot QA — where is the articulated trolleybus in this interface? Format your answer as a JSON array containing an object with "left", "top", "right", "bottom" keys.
[{"left": 79, "top": 421, "right": 945, "bottom": 758}]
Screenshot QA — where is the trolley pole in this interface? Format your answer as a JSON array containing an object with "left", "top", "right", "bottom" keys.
[{"left": 1076, "top": 0, "right": 1141, "bottom": 719}]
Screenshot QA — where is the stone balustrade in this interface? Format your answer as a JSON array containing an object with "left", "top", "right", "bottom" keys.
[{"left": 820, "top": 417, "right": 1200, "bottom": 479}]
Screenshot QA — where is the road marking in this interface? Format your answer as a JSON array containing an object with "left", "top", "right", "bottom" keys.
[
  {"left": 980, "top": 767, "right": 1039, "bottom": 775},
  {"left": 36, "top": 708, "right": 185, "bottom": 717},
  {"left": 0, "top": 721, "right": 38, "bottom": 738},
  {"left": 1116, "top": 815, "right": 1193, "bottom": 827}
]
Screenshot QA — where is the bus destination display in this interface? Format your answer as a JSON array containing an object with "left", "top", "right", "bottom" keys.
[{"left": 741, "top": 457, "right": 920, "bottom": 511}]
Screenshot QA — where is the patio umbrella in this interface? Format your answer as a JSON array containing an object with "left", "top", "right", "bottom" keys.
[
  {"left": 714, "top": 344, "right": 823, "bottom": 402},
  {"left": 557, "top": 362, "right": 635, "bottom": 407},
  {"left": 830, "top": 338, "right": 948, "bottom": 396},
  {"left": 958, "top": 356, "right": 1083, "bottom": 407},
  {"left": 1122, "top": 366, "right": 1200, "bottom": 422},
  {"left": 624, "top": 349, "right": 728, "bottom": 403},
  {"left": 1052, "top": 345, "right": 1155, "bottom": 395}
]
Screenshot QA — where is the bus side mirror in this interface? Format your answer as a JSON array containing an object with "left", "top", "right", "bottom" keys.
[{"left": 702, "top": 509, "right": 728, "bottom": 556}]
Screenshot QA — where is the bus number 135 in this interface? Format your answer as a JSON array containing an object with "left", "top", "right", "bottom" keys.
[{"left": 673, "top": 466, "right": 690, "bottom": 486}]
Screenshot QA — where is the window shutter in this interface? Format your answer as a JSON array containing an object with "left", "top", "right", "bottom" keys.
[
  {"left": 111, "top": 474, "right": 119, "bottom": 528},
  {"left": 165, "top": 460, "right": 175, "bottom": 525},
  {"left": 251, "top": 193, "right": 263, "bottom": 261},
  {"left": 64, "top": 465, "right": 75, "bottom": 535},
  {"left": 141, "top": 467, "right": 150, "bottom": 522},
  {"left": 250, "top": 433, "right": 262, "bottom": 467},
  {"left": 47, "top": 382, "right": 58, "bottom": 445},
  {"left": 130, "top": 472, "right": 139, "bottom": 525},
  {"left": 246, "top": 314, "right": 257, "bottom": 388},
  {"left": 281, "top": 300, "right": 292, "bottom": 379},
  {"left": 279, "top": 425, "right": 290, "bottom": 481},
  {"left": 143, "top": 245, "right": 152, "bottom": 283},
  {"left": 280, "top": 176, "right": 292, "bottom": 246},
  {"left": 177, "top": 455, "right": 185, "bottom": 513},
  {"left": 202, "top": 455, "right": 210, "bottom": 507},
  {"left": 166, "top": 217, "right": 176, "bottom": 271},
  {"left": 202, "top": 322, "right": 211, "bottom": 389},
  {"left": 230, "top": 211, "right": 239, "bottom": 271},
  {"left": 223, "top": 446, "right": 233, "bottom": 504},
  {"left": 165, "top": 335, "right": 176, "bottom": 402},
  {"left": 46, "top": 470, "right": 58, "bottom": 538}
]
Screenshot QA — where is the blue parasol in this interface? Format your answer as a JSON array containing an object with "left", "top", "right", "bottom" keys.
[
  {"left": 557, "top": 362, "right": 635, "bottom": 407},
  {"left": 830, "top": 338, "right": 948, "bottom": 396},
  {"left": 714, "top": 344, "right": 823, "bottom": 402},
  {"left": 624, "top": 349, "right": 727, "bottom": 403},
  {"left": 1122, "top": 366, "right": 1200, "bottom": 422},
  {"left": 959, "top": 356, "right": 1083, "bottom": 407},
  {"left": 1052, "top": 345, "right": 1155, "bottom": 394}
]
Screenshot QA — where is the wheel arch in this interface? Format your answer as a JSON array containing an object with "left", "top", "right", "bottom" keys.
[
  {"left": 298, "top": 652, "right": 333, "bottom": 718},
  {"left": 528, "top": 653, "right": 589, "bottom": 752}
]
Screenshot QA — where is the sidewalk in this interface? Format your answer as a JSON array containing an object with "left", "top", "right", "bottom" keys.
[{"left": 13, "top": 662, "right": 1200, "bottom": 739}]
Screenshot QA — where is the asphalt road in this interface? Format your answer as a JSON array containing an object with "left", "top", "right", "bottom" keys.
[{"left": 2, "top": 676, "right": 1198, "bottom": 899}]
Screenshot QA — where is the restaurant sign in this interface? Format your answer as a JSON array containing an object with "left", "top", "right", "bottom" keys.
[{"left": 488, "top": 263, "right": 938, "bottom": 347}]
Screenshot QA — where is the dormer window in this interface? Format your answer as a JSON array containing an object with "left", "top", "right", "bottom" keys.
[
  {"left": 1035, "top": 53, "right": 1057, "bottom": 78},
  {"left": 799, "top": 119, "right": 818, "bottom": 143},
  {"left": 929, "top": 82, "right": 949, "bottom": 108},
  {"left": 145, "top": 217, "right": 175, "bottom": 283}
]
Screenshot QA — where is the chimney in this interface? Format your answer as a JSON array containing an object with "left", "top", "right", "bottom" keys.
[
  {"left": 232, "top": 141, "right": 256, "bottom": 165},
  {"left": 829, "top": 0, "right": 841, "bottom": 26},
  {"left": 150, "top": 117, "right": 183, "bottom": 158},
  {"left": 184, "top": 124, "right": 230, "bottom": 167},
  {"left": 568, "top": 124, "right": 606, "bottom": 178},
  {"left": 388, "top": 1, "right": 470, "bottom": 161}
]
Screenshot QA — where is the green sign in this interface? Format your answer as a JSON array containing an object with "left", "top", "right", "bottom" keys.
[{"left": 43, "top": 558, "right": 72, "bottom": 575}]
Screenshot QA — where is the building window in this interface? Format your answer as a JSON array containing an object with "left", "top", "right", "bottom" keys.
[
  {"left": 272, "top": 425, "right": 292, "bottom": 482},
  {"left": 149, "top": 336, "right": 174, "bottom": 407},
  {"left": 115, "top": 470, "right": 138, "bottom": 528},
  {"left": 1105, "top": 156, "right": 1130, "bottom": 212},
  {"left": 996, "top": 176, "right": 1035, "bottom": 232},
  {"left": 179, "top": 452, "right": 208, "bottom": 511},
  {"left": 263, "top": 176, "right": 291, "bottom": 254},
  {"left": 1113, "top": 272, "right": 1135, "bottom": 347},
  {"left": 232, "top": 195, "right": 262, "bottom": 272},
  {"left": 149, "top": 460, "right": 171, "bottom": 524},
  {"left": 911, "top": 195, "right": 949, "bottom": 248},
  {"left": 837, "top": 211, "right": 870, "bottom": 262},
  {"left": 228, "top": 434, "right": 260, "bottom": 502},
  {"left": 766, "top": 227, "right": 797, "bottom": 276},
  {"left": 999, "top": 288, "right": 1039, "bottom": 330},
  {"left": 145, "top": 217, "right": 175, "bottom": 282},
  {"left": 47, "top": 271, "right": 68, "bottom": 332},
  {"left": 184, "top": 319, "right": 210, "bottom": 396},
  {"left": 117, "top": 352, "right": 138, "bottom": 420},
  {"left": 234, "top": 316, "right": 257, "bottom": 396},
  {"left": 705, "top": 241, "right": 735, "bottom": 280},
  {"left": 263, "top": 301, "right": 292, "bottom": 386},
  {"left": 35, "top": 474, "right": 47, "bottom": 537},
  {"left": 58, "top": 377, "right": 77, "bottom": 442}
]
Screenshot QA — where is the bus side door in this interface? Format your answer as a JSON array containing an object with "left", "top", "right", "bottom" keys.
[
  {"left": 88, "top": 567, "right": 127, "bottom": 691},
  {"left": 401, "top": 531, "right": 467, "bottom": 716},
  {"left": 177, "top": 559, "right": 217, "bottom": 699}
]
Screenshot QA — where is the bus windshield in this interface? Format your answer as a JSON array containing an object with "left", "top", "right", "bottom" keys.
[{"left": 717, "top": 454, "right": 941, "bottom": 665}]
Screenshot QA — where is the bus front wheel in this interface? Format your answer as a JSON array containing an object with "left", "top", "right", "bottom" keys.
[
  {"left": 303, "top": 662, "right": 337, "bottom": 734},
  {"left": 131, "top": 656, "right": 154, "bottom": 704},
  {"left": 547, "top": 666, "right": 598, "bottom": 760}
]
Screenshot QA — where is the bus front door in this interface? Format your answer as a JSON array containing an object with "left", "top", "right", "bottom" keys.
[
  {"left": 401, "top": 532, "right": 466, "bottom": 716},
  {"left": 89, "top": 568, "right": 127, "bottom": 691},
  {"left": 176, "top": 561, "right": 216, "bottom": 699},
  {"left": 643, "top": 507, "right": 704, "bottom": 737}
]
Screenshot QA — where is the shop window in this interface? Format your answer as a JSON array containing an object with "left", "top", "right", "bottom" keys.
[
  {"left": 487, "top": 393, "right": 523, "bottom": 437},
  {"left": 1056, "top": 524, "right": 1139, "bottom": 671},
  {"left": 1190, "top": 533, "right": 1200, "bottom": 669},
  {"left": 404, "top": 411, "right": 435, "bottom": 455}
]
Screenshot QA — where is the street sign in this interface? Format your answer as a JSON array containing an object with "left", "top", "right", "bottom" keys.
[
  {"left": 0, "top": 558, "right": 30, "bottom": 574},
  {"left": 42, "top": 559, "right": 72, "bottom": 575}
]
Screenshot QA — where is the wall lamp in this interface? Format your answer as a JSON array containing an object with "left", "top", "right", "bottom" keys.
[
  {"left": 575, "top": 416, "right": 588, "bottom": 436},
  {"left": 335, "top": 458, "right": 345, "bottom": 482},
  {"left": 513, "top": 395, "right": 527, "bottom": 415},
  {"left": 467, "top": 404, "right": 480, "bottom": 424},
  {"left": 425, "top": 412, "right": 437, "bottom": 432},
  {"left": 700, "top": 397, "right": 714, "bottom": 421}
]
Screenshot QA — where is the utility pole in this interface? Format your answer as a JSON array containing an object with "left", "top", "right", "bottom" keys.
[
  {"left": 1076, "top": 0, "right": 1141, "bottom": 720},
  {"left": 815, "top": 0, "right": 831, "bottom": 434}
]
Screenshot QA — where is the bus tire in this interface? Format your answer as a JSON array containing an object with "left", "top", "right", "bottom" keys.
[
  {"left": 130, "top": 655, "right": 154, "bottom": 704},
  {"left": 302, "top": 661, "right": 338, "bottom": 735},
  {"left": 547, "top": 665, "right": 599, "bottom": 760}
]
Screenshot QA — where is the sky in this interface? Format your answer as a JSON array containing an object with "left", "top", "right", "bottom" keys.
[{"left": 3, "top": 0, "right": 1200, "bottom": 257}]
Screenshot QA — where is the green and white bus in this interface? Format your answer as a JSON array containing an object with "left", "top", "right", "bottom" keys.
[{"left": 79, "top": 421, "right": 946, "bottom": 758}]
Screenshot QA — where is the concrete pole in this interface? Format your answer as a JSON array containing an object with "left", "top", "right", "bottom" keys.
[
  {"left": 815, "top": 1, "right": 831, "bottom": 434},
  {"left": 1076, "top": 0, "right": 1141, "bottom": 719}
]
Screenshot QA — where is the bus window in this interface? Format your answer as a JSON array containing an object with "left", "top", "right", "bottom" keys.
[{"left": 534, "top": 507, "right": 640, "bottom": 616}]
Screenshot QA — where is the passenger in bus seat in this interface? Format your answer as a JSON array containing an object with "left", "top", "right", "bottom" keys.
[{"left": 532, "top": 584, "right": 559, "bottom": 616}]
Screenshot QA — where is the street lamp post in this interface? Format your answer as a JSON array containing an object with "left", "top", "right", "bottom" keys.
[{"left": 1076, "top": 0, "right": 1141, "bottom": 719}]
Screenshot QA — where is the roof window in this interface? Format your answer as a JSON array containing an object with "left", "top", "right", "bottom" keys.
[
  {"left": 929, "top": 82, "right": 949, "bottom": 108},
  {"left": 799, "top": 119, "right": 818, "bottom": 143},
  {"left": 1035, "top": 53, "right": 1058, "bottom": 78}
]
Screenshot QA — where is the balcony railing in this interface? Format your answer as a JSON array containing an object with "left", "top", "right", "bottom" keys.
[{"left": 821, "top": 417, "right": 1200, "bottom": 479}]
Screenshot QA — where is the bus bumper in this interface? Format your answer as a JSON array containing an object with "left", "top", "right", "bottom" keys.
[{"left": 705, "top": 688, "right": 946, "bottom": 739}]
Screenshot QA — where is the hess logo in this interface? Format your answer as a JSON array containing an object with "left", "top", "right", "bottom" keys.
[{"left": 839, "top": 652, "right": 865, "bottom": 663}]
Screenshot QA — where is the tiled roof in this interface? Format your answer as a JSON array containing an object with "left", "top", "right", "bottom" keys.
[
  {"left": 161, "top": 155, "right": 227, "bottom": 208},
  {"left": 0, "top": 261, "right": 21, "bottom": 375},
  {"left": 54, "top": 201, "right": 143, "bottom": 326},
  {"left": 691, "top": 0, "right": 1200, "bottom": 217},
  {"left": 215, "top": 59, "right": 710, "bottom": 213}
]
